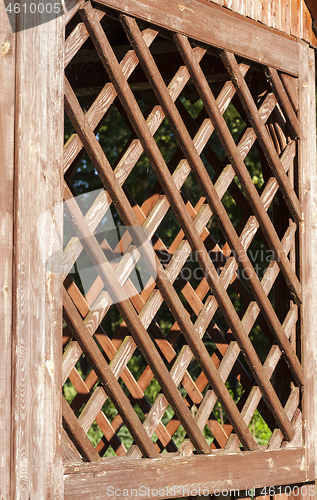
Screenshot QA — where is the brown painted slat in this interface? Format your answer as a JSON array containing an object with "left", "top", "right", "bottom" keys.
[
  {"left": 62, "top": 427, "right": 83, "bottom": 464},
  {"left": 92, "top": 0, "right": 300, "bottom": 75},
  {"left": 11, "top": 12, "right": 64, "bottom": 500},
  {"left": 268, "top": 386, "right": 300, "bottom": 450},
  {"left": 299, "top": 44, "right": 317, "bottom": 482},
  {"left": 62, "top": 396, "right": 101, "bottom": 462},
  {"left": 280, "top": 73, "right": 299, "bottom": 112},
  {"left": 266, "top": 68, "right": 300, "bottom": 139},
  {"left": 63, "top": 28, "right": 158, "bottom": 174},
  {"left": 63, "top": 448, "right": 307, "bottom": 499},
  {"left": 64, "top": 10, "right": 105, "bottom": 67},
  {"left": 0, "top": 4, "right": 15, "bottom": 497}
]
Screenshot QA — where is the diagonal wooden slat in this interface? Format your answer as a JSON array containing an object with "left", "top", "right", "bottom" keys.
[
  {"left": 221, "top": 51, "right": 302, "bottom": 224},
  {"left": 63, "top": 287, "right": 161, "bottom": 458},
  {"left": 62, "top": 396, "right": 101, "bottom": 462},
  {"left": 175, "top": 34, "right": 302, "bottom": 308},
  {"left": 64, "top": 10, "right": 105, "bottom": 68},
  {"left": 62, "top": 179, "right": 212, "bottom": 453},
  {"left": 62, "top": 427, "right": 83, "bottom": 464},
  {"left": 265, "top": 67, "right": 301, "bottom": 138}
]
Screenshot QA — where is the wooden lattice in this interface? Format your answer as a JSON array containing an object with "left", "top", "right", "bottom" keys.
[{"left": 62, "top": 1, "right": 304, "bottom": 463}]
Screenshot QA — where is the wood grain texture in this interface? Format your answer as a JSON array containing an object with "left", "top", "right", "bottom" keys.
[
  {"left": 0, "top": 3, "right": 15, "bottom": 498},
  {"left": 63, "top": 448, "right": 307, "bottom": 499},
  {"left": 93, "top": 0, "right": 301, "bottom": 75},
  {"left": 208, "top": 0, "right": 316, "bottom": 45},
  {"left": 299, "top": 44, "right": 317, "bottom": 482},
  {"left": 11, "top": 12, "right": 64, "bottom": 500}
]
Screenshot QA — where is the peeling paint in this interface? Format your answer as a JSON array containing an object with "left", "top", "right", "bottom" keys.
[
  {"left": 179, "top": 4, "right": 195, "bottom": 13},
  {"left": 39, "top": 363, "right": 45, "bottom": 384},
  {"left": 268, "top": 458, "right": 273, "bottom": 468},
  {"left": 1, "top": 41, "right": 10, "bottom": 57},
  {"left": 300, "top": 457, "right": 306, "bottom": 471},
  {"left": 312, "top": 204, "right": 317, "bottom": 227},
  {"left": 45, "top": 359, "right": 55, "bottom": 381}
]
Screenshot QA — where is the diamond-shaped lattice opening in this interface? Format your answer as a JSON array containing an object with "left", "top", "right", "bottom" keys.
[
  {"left": 123, "top": 150, "right": 160, "bottom": 207},
  {"left": 248, "top": 410, "right": 273, "bottom": 446},
  {"left": 62, "top": 5, "right": 303, "bottom": 462}
]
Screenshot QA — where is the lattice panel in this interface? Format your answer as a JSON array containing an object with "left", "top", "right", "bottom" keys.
[{"left": 62, "top": 1, "right": 303, "bottom": 463}]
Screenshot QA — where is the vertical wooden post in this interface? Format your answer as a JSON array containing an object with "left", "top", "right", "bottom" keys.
[
  {"left": 299, "top": 43, "right": 317, "bottom": 481},
  {"left": 0, "top": 4, "right": 15, "bottom": 499},
  {"left": 11, "top": 10, "right": 64, "bottom": 500}
]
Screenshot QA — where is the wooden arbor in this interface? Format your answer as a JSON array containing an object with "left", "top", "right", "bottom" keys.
[{"left": 1, "top": 0, "right": 317, "bottom": 498}]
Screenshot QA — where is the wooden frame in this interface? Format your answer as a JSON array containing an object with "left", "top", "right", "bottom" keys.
[
  {"left": 0, "top": 2, "right": 15, "bottom": 498},
  {"left": 299, "top": 44, "right": 317, "bottom": 481},
  {"left": 61, "top": 2, "right": 317, "bottom": 498},
  {"left": 64, "top": 448, "right": 307, "bottom": 499}
]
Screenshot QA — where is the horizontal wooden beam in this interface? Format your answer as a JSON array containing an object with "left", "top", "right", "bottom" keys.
[
  {"left": 64, "top": 447, "right": 308, "bottom": 499},
  {"left": 92, "top": 0, "right": 301, "bottom": 76}
]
